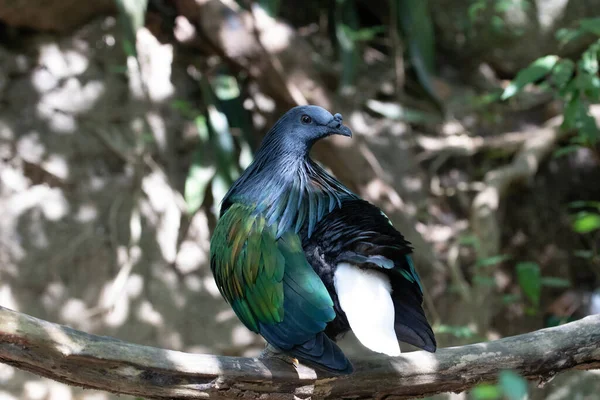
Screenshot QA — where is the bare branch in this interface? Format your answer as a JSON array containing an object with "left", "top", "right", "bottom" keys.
[
  {"left": 1, "top": 306, "right": 600, "bottom": 399},
  {"left": 416, "top": 129, "right": 533, "bottom": 160}
]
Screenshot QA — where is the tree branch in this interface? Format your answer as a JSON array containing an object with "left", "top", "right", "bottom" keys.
[
  {"left": 1, "top": 306, "right": 600, "bottom": 399},
  {"left": 416, "top": 129, "right": 534, "bottom": 160}
]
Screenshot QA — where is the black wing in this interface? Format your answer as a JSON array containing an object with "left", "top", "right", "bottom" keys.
[{"left": 302, "top": 199, "right": 436, "bottom": 352}]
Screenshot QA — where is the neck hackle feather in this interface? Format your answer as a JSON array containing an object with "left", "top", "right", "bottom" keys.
[{"left": 222, "top": 130, "right": 358, "bottom": 239}]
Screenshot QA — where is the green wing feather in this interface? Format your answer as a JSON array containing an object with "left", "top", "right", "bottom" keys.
[
  {"left": 210, "top": 204, "right": 282, "bottom": 331},
  {"left": 210, "top": 203, "right": 333, "bottom": 333}
]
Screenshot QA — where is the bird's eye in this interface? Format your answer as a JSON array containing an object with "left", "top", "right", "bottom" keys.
[{"left": 301, "top": 114, "right": 312, "bottom": 124}]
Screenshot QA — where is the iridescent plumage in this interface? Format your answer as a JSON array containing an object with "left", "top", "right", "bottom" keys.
[{"left": 210, "top": 105, "right": 435, "bottom": 374}]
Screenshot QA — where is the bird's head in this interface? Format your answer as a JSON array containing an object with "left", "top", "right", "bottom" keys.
[
  {"left": 222, "top": 105, "right": 353, "bottom": 210},
  {"left": 261, "top": 105, "right": 352, "bottom": 156},
  {"left": 284, "top": 105, "right": 352, "bottom": 140}
]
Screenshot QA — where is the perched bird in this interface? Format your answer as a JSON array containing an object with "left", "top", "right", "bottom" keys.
[{"left": 210, "top": 105, "right": 436, "bottom": 374}]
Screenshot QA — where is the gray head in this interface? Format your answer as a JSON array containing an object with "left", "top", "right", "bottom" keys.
[
  {"left": 222, "top": 105, "right": 354, "bottom": 213},
  {"left": 281, "top": 105, "right": 352, "bottom": 140},
  {"left": 257, "top": 105, "right": 352, "bottom": 157}
]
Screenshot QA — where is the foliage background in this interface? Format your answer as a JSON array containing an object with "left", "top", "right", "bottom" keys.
[{"left": 0, "top": 0, "right": 599, "bottom": 399}]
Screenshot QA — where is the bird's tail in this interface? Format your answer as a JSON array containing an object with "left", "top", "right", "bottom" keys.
[
  {"left": 391, "top": 275, "right": 437, "bottom": 352},
  {"left": 260, "top": 325, "right": 353, "bottom": 374},
  {"left": 287, "top": 332, "right": 354, "bottom": 374}
]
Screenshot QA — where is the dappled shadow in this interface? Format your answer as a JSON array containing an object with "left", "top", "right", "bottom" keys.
[
  {"left": 0, "top": 16, "right": 263, "bottom": 400},
  {"left": 1, "top": 1, "right": 600, "bottom": 399}
]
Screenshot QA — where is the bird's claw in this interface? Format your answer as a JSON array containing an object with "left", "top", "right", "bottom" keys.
[{"left": 259, "top": 344, "right": 299, "bottom": 367}]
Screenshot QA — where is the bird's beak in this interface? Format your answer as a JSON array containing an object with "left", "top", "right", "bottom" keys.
[{"left": 327, "top": 113, "right": 352, "bottom": 138}]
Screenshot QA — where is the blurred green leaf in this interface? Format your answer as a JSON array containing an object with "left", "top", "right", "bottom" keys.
[
  {"left": 524, "top": 306, "right": 537, "bottom": 316},
  {"left": 553, "top": 144, "right": 581, "bottom": 158},
  {"left": 177, "top": 72, "right": 246, "bottom": 215},
  {"left": 335, "top": 0, "right": 360, "bottom": 91},
  {"left": 475, "top": 254, "right": 512, "bottom": 269},
  {"left": 540, "top": 277, "right": 571, "bottom": 288},
  {"left": 574, "top": 249, "right": 595, "bottom": 259},
  {"left": 562, "top": 95, "right": 583, "bottom": 129},
  {"left": 473, "top": 276, "right": 496, "bottom": 286},
  {"left": 516, "top": 262, "right": 541, "bottom": 307},
  {"left": 558, "top": 75, "right": 578, "bottom": 97},
  {"left": 494, "top": 0, "right": 511, "bottom": 13},
  {"left": 491, "top": 15, "right": 505, "bottom": 33},
  {"left": 348, "top": 26, "right": 386, "bottom": 42},
  {"left": 545, "top": 314, "right": 574, "bottom": 327},
  {"left": 171, "top": 100, "right": 195, "bottom": 117},
  {"left": 572, "top": 212, "right": 600, "bottom": 233},
  {"left": 550, "top": 59, "right": 575, "bottom": 89},
  {"left": 434, "top": 324, "right": 477, "bottom": 338},
  {"left": 472, "top": 384, "right": 502, "bottom": 400},
  {"left": 259, "top": 0, "right": 280, "bottom": 17},
  {"left": 194, "top": 115, "right": 210, "bottom": 142},
  {"left": 122, "top": 40, "right": 136, "bottom": 58},
  {"left": 501, "top": 55, "right": 559, "bottom": 100},
  {"left": 142, "top": 132, "right": 154, "bottom": 144},
  {"left": 556, "top": 18, "right": 600, "bottom": 47},
  {"left": 569, "top": 200, "right": 600, "bottom": 210},
  {"left": 468, "top": 1, "right": 486, "bottom": 22},
  {"left": 579, "top": 44, "right": 599, "bottom": 75},
  {"left": 199, "top": 77, "right": 239, "bottom": 183},
  {"left": 502, "top": 293, "right": 522, "bottom": 305},
  {"left": 210, "top": 67, "right": 255, "bottom": 148},
  {"left": 577, "top": 72, "right": 600, "bottom": 102},
  {"left": 470, "top": 91, "right": 503, "bottom": 109},
  {"left": 398, "top": 0, "right": 435, "bottom": 71},
  {"left": 238, "top": 140, "right": 253, "bottom": 169},
  {"left": 211, "top": 75, "right": 241, "bottom": 101},
  {"left": 211, "top": 174, "right": 231, "bottom": 213},
  {"left": 109, "top": 64, "right": 129, "bottom": 75},
  {"left": 580, "top": 18, "right": 600, "bottom": 36},
  {"left": 582, "top": 115, "right": 600, "bottom": 144},
  {"left": 187, "top": 75, "right": 243, "bottom": 214},
  {"left": 556, "top": 28, "right": 584, "bottom": 46},
  {"left": 115, "top": 0, "right": 148, "bottom": 57},
  {"left": 586, "top": 76, "right": 600, "bottom": 101},
  {"left": 184, "top": 162, "right": 215, "bottom": 214},
  {"left": 562, "top": 95, "right": 599, "bottom": 145},
  {"left": 184, "top": 115, "right": 212, "bottom": 214},
  {"left": 398, "top": 0, "right": 440, "bottom": 103},
  {"left": 458, "top": 234, "right": 479, "bottom": 247},
  {"left": 499, "top": 370, "right": 528, "bottom": 400},
  {"left": 207, "top": 105, "right": 238, "bottom": 180}
]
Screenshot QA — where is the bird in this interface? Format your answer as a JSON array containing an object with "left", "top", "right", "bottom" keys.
[{"left": 210, "top": 105, "right": 436, "bottom": 374}]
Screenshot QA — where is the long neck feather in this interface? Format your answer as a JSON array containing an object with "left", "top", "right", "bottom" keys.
[{"left": 222, "top": 145, "right": 357, "bottom": 238}]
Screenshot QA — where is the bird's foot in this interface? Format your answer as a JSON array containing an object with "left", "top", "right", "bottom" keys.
[{"left": 259, "top": 344, "right": 299, "bottom": 367}]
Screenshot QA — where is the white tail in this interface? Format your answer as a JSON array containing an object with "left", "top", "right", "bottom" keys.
[{"left": 333, "top": 263, "right": 401, "bottom": 356}]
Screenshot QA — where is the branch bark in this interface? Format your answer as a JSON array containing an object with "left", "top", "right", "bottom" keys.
[{"left": 2, "top": 306, "right": 600, "bottom": 399}]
